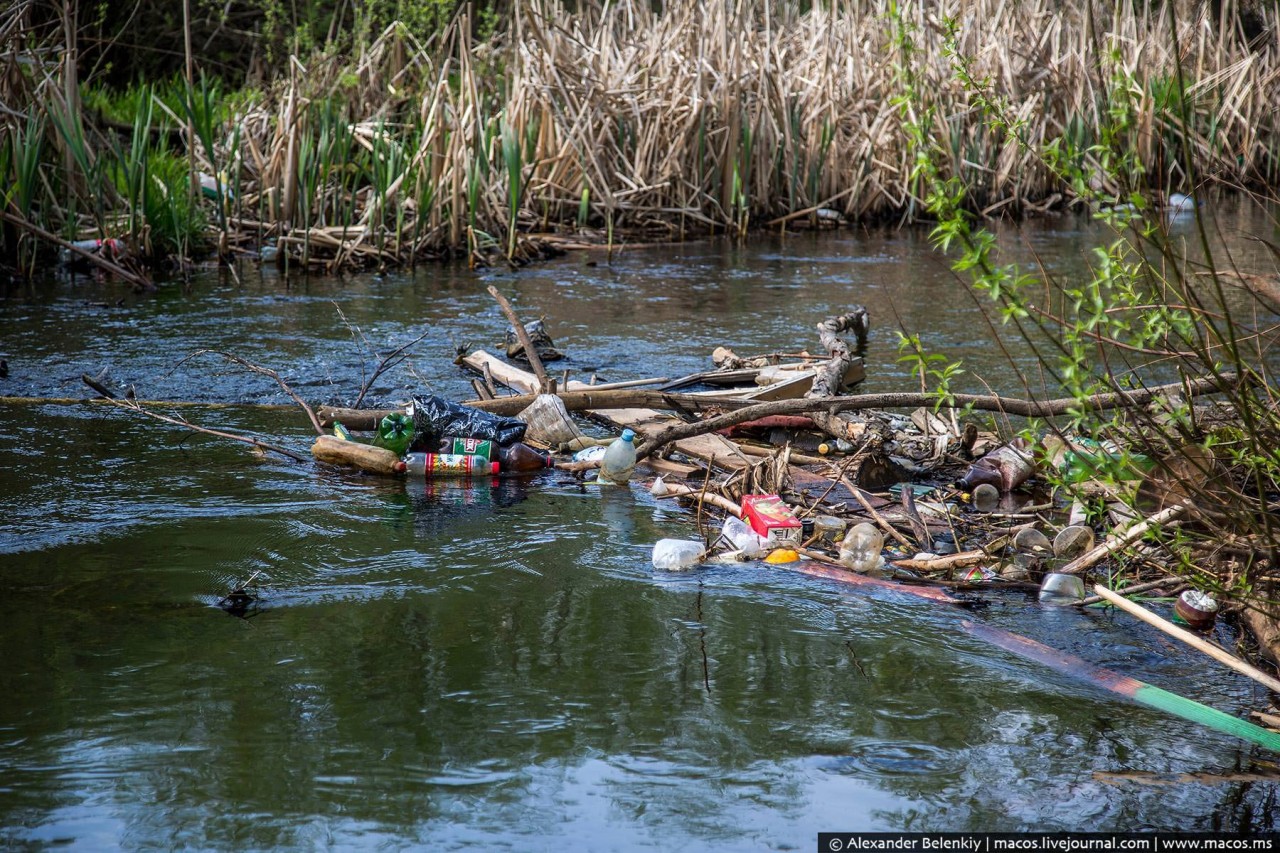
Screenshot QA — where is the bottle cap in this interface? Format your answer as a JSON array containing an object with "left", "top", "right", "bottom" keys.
[
  {"left": 393, "top": 460, "right": 407, "bottom": 473},
  {"left": 621, "top": 429, "right": 636, "bottom": 442},
  {"left": 490, "top": 461, "right": 500, "bottom": 474}
]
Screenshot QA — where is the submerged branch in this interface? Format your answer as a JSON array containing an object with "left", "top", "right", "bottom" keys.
[{"left": 91, "top": 395, "right": 310, "bottom": 463}]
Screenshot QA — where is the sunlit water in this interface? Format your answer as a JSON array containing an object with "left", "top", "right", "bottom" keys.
[{"left": 2, "top": 202, "right": 1279, "bottom": 848}]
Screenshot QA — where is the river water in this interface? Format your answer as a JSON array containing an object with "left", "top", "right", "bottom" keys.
[{"left": 2, "top": 202, "right": 1279, "bottom": 848}]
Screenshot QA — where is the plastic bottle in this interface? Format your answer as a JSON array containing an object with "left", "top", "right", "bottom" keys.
[
  {"left": 438, "top": 436, "right": 495, "bottom": 459},
  {"left": 652, "top": 539, "right": 704, "bottom": 570},
  {"left": 955, "top": 436, "right": 1035, "bottom": 493},
  {"left": 398, "top": 452, "right": 499, "bottom": 478},
  {"left": 59, "top": 238, "right": 125, "bottom": 265},
  {"left": 373, "top": 413, "right": 415, "bottom": 456},
  {"left": 720, "top": 516, "right": 769, "bottom": 558},
  {"left": 598, "top": 428, "right": 637, "bottom": 485},
  {"left": 438, "top": 438, "right": 552, "bottom": 472},
  {"left": 838, "top": 522, "right": 884, "bottom": 574}
]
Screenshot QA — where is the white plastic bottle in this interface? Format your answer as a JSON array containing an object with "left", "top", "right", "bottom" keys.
[{"left": 598, "top": 428, "right": 637, "bottom": 485}]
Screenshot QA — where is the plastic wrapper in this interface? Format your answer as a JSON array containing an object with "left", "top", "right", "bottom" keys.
[{"left": 409, "top": 394, "right": 527, "bottom": 447}]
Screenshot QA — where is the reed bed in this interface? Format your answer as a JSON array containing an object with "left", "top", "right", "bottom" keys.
[{"left": 1, "top": 0, "right": 1277, "bottom": 273}]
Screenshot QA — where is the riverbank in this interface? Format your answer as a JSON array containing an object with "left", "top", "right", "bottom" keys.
[{"left": 2, "top": 0, "right": 1278, "bottom": 275}]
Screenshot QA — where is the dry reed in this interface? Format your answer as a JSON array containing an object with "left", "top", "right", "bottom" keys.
[{"left": 2, "top": 0, "right": 1277, "bottom": 270}]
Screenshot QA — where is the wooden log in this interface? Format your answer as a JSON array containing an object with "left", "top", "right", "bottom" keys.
[
  {"left": 807, "top": 310, "right": 868, "bottom": 398},
  {"left": 311, "top": 435, "right": 402, "bottom": 476},
  {"left": 1091, "top": 584, "right": 1280, "bottom": 695},
  {"left": 891, "top": 549, "right": 989, "bottom": 572}
]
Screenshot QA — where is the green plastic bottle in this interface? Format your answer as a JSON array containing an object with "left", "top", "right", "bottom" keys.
[{"left": 373, "top": 413, "right": 415, "bottom": 456}]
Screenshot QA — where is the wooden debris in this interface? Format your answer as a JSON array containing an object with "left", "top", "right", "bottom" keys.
[
  {"left": 311, "top": 435, "right": 402, "bottom": 476},
  {"left": 1058, "top": 504, "right": 1189, "bottom": 575},
  {"left": 1091, "top": 583, "right": 1280, "bottom": 695}
]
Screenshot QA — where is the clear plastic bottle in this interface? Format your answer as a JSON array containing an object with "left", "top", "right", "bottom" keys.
[
  {"left": 399, "top": 452, "right": 499, "bottom": 478},
  {"left": 598, "top": 428, "right": 637, "bottom": 485},
  {"left": 838, "top": 522, "right": 884, "bottom": 573}
]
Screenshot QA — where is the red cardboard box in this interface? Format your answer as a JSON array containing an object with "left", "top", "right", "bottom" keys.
[{"left": 740, "top": 494, "right": 802, "bottom": 545}]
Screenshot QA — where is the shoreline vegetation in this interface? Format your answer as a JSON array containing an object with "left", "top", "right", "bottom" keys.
[{"left": 1, "top": 0, "right": 1278, "bottom": 277}]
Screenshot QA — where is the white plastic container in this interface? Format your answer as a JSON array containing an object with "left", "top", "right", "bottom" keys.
[
  {"left": 652, "top": 539, "right": 704, "bottom": 570},
  {"left": 598, "top": 428, "right": 637, "bottom": 485}
]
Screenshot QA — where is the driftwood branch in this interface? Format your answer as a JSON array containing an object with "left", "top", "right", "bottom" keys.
[
  {"left": 635, "top": 375, "right": 1234, "bottom": 460},
  {"left": 92, "top": 395, "right": 310, "bottom": 462},
  {"left": 334, "top": 303, "right": 431, "bottom": 409},
  {"left": 179, "top": 350, "right": 325, "bottom": 435},
  {"left": 487, "top": 286, "right": 548, "bottom": 393},
  {"left": 808, "top": 309, "right": 868, "bottom": 398}
]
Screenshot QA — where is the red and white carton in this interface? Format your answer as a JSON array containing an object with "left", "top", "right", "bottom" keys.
[{"left": 740, "top": 494, "right": 802, "bottom": 545}]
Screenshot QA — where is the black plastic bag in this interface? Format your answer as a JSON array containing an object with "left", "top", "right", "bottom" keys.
[{"left": 409, "top": 394, "right": 528, "bottom": 447}]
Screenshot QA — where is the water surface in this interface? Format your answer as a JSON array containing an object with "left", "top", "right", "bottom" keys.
[{"left": 2, "top": 202, "right": 1279, "bottom": 848}]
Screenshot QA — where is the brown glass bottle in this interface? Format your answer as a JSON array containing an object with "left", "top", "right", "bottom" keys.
[
  {"left": 495, "top": 441, "right": 554, "bottom": 473},
  {"left": 955, "top": 437, "right": 1035, "bottom": 493}
]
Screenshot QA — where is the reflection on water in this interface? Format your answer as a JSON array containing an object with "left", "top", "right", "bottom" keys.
[{"left": 2, "top": 204, "right": 1279, "bottom": 847}]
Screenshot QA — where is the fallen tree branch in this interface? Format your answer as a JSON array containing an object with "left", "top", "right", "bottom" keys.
[
  {"left": 94, "top": 396, "right": 310, "bottom": 462},
  {"left": 178, "top": 350, "right": 324, "bottom": 435},
  {"left": 1058, "top": 504, "right": 1189, "bottom": 575},
  {"left": 0, "top": 210, "right": 154, "bottom": 292},
  {"left": 1077, "top": 575, "right": 1190, "bottom": 607},
  {"left": 650, "top": 480, "right": 744, "bottom": 517},
  {"left": 334, "top": 303, "right": 431, "bottom": 409},
  {"left": 487, "top": 286, "right": 549, "bottom": 393},
  {"left": 1092, "top": 583, "right": 1280, "bottom": 695},
  {"left": 635, "top": 375, "right": 1234, "bottom": 460},
  {"left": 318, "top": 389, "right": 759, "bottom": 428},
  {"left": 824, "top": 460, "right": 914, "bottom": 549}
]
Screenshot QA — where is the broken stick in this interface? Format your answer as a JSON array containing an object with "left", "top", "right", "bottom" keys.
[
  {"left": 1058, "top": 504, "right": 1189, "bottom": 575},
  {"left": 1092, "top": 583, "right": 1280, "bottom": 695},
  {"left": 487, "top": 286, "right": 549, "bottom": 393}
]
